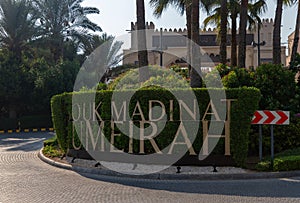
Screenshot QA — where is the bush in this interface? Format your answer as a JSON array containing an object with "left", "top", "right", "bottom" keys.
[
  {"left": 222, "top": 68, "right": 254, "bottom": 88},
  {"left": 274, "top": 156, "right": 300, "bottom": 171},
  {"left": 42, "top": 145, "right": 64, "bottom": 158},
  {"left": 0, "top": 118, "right": 18, "bottom": 130},
  {"left": 256, "top": 155, "right": 300, "bottom": 171},
  {"left": 19, "top": 115, "right": 52, "bottom": 129},
  {"left": 254, "top": 64, "right": 296, "bottom": 110},
  {"left": 249, "top": 118, "right": 300, "bottom": 156},
  {"left": 51, "top": 87, "right": 261, "bottom": 166},
  {"left": 44, "top": 136, "right": 58, "bottom": 147},
  {"left": 108, "top": 66, "right": 189, "bottom": 90}
]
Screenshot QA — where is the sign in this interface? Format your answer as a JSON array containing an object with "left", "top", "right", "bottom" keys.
[{"left": 251, "top": 110, "right": 290, "bottom": 125}]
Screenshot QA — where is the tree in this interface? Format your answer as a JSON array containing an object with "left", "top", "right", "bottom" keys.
[
  {"left": 150, "top": 0, "right": 214, "bottom": 87},
  {"left": 204, "top": 1, "right": 266, "bottom": 67},
  {"left": 229, "top": 0, "right": 240, "bottom": 67},
  {"left": 238, "top": 0, "right": 248, "bottom": 68},
  {"left": 32, "top": 0, "right": 101, "bottom": 62},
  {"left": 273, "top": 0, "right": 295, "bottom": 65},
  {"left": 82, "top": 33, "right": 114, "bottom": 57},
  {"left": 291, "top": 0, "right": 300, "bottom": 63},
  {"left": 136, "top": 0, "right": 149, "bottom": 82},
  {"left": 220, "top": 0, "right": 228, "bottom": 65},
  {"left": 0, "top": 0, "right": 38, "bottom": 60},
  {"left": 150, "top": 0, "right": 193, "bottom": 83},
  {"left": 190, "top": 0, "right": 202, "bottom": 87}
]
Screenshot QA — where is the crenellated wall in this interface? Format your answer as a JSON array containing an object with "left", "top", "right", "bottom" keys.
[{"left": 125, "top": 19, "right": 286, "bottom": 68}]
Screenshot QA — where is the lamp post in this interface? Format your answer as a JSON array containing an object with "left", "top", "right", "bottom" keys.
[
  {"left": 159, "top": 28, "right": 163, "bottom": 67},
  {"left": 252, "top": 23, "right": 266, "bottom": 67},
  {"left": 152, "top": 28, "right": 165, "bottom": 67}
]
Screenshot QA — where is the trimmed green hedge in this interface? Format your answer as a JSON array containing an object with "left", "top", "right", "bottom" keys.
[
  {"left": 51, "top": 88, "right": 260, "bottom": 166},
  {"left": 257, "top": 156, "right": 300, "bottom": 171},
  {"left": 0, "top": 115, "right": 52, "bottom": 130}
]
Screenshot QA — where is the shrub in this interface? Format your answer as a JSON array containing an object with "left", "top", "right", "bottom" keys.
[
  {"left": 222, "top": 68, "right": 254, "bottom": 88},
  {"left": 256, "top": 155, "right": 300, "bottom": 172},
  {"left": 42, "top": 145, "right": 64, "bottom": 158},
  {"left": 254, "top": 64, "right": 296, "bottom": 110},
  {"left": 108, "top": 66, "right": 189, "bottom": 90}
]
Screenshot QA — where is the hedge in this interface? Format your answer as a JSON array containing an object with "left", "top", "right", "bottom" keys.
[
  {"left": 0, "top": 115, "right": 52, "bottom": 130},
  {"left": 256, "top": 155, "right": 300, "bottom": 171},
  {"left": 51, "top": 87, "right": 260, "bottom": 166}
]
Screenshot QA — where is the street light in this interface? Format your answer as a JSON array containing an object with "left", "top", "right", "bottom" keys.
[
  {"left": 252, "top": 23, "right": 266, "bottom": 67},
  {"left": 153, "top": 28, "right": 165, "bottom": 67}
]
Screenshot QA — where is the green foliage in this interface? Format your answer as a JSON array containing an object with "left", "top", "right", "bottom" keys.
[
  {"left": 204, "top": 68, "right": 223, "bottom": 88},
  {"left": 256, "top": 147, "right": 300, "bottom": 171},
  {"left": 250, "top": 118, "right": 300, "bottom": 156},
  {"left": 289, "top": 53, "right": 300, "bottom": 72},
  {"left": 108, "top": 66, "right": 189, "bottom": 90},
  {"left": 44, "top": 136, "right": 58, "bottom": 147},
  {"left": 254, "top": 64, "right": 296, "bottom": 110},
  {"left": 215, "top": 64, "right": 231, "bottom": 78},
  {"left": 257, "top": 155, "right": 300, "bottom": 172},
  {"left": 222, "top": 68, "right": 254, "bottom": 88},
  {"left": 51, "top": 88, "right": 261, "bottom": 166},
  {"left": 19, "top": 115, "right": 52, "bottom": 129},
  {"left": 42, "top": 145, "right": 64, "bottom": 158},
  {"left": 169, "top": 64, "right": 189, "bottom": 79},
  {"left": 96, "top": 83, "right": 108, "bottom": 91}
]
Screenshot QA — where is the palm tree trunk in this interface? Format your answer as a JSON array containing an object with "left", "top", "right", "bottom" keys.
[
  {"left": 231, "top": 12, "right": 238, "bottom": 67},
  {"left": 220, "top": 0, "right": 228, "bottom": 65},
  {"left": 136, "top": 0, "right": 149, "bottom": 82},
  {"left": 186, "top": 4, "right": 192, "bottom": 76},
  {"left": 190, "top": 0, "right": 202, "bottom": 88},
  {"left": 291, "top": 1, "right": 300, "bottom": 63},
  {"left": 238, "top": 0, "right": 248, "bottom": 68},
  {"left": 273, "top": 0, "right": 283, "bottom": 65}
]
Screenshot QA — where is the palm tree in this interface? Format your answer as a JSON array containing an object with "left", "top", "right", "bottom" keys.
[
  {"left": 229, "top": 0, "right": 240, "bottom": 67},
  {"left": 291, "top": 0, "right": 300, "bottom": 63},
  {"left": 238, "top": 0, "right": 248, "bottom": 68},
  {"left": 0, "top": 0, "right": 38, "bottom": 60},
  {"left": 32, "top": 0, "right": 101, "bottom": 61},
  {"left": 219, "top": 0, "right": 228, "bottom": 65},
  {"left": 203, "top": 0, "right": 227, "bottom": 65},
  {"left": 190, "top": 0, "right": 202, "bottom": 87},
  {"left": 273, "top": 0, "right": 295, "bottom": 65},
  {"left": 150, "top": 0, "right": 192, "bottom": 81},
  {"left": 150, "top": 0, "right": 215, "bottom": 87},
  {"left": 81, "top": 34, "right": 124, "bottom": 84},
  {"left": 136, "top": 0, "right": 149, "bottom": 82},
  {"left": 204, "top": 0, "right": 266, "bottom": 67}
]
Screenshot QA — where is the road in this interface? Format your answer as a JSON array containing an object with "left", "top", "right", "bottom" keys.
[{"left": 0, "top": 132, "right": 299, "bottom": 203}]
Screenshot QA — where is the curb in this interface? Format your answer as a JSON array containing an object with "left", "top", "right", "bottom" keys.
[
  {"left": 38, "top": 149, "right": 300, "bottom": 181},
  {"left": 38, "top": 149, "right": 72, "bottom": 171}
]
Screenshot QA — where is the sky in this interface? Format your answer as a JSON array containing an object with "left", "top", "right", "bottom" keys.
[{"left": 82, "top": 0, "right": 298, "bottom": 44}]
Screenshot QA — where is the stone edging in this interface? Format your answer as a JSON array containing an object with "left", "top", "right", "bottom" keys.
[{"left": 38, "top": 149, "right": 300, "bottom": 181}]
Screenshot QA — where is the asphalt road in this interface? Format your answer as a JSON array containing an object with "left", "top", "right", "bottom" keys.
[{"left": 0, "top": 132, "right": 300, "bottom": 203}]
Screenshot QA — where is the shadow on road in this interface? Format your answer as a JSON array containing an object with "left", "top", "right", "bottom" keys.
[
  {"left": 79, "top": 171, "right": 300, "bottom": 198},
  {"left": 0, "top": 132, "right": 54, "bottom": 152}
]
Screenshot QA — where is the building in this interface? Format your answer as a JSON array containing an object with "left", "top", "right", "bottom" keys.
[
  {"left": 287, "top": 30, "right": 300, "bottom": 65},
  {"left": 123, "top": 19, "right": 286, "bottom": 68}
]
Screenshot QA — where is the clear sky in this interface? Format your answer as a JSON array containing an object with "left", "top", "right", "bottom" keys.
[{"left": 82, "top": 0, "right": 298, "bottom": 44}]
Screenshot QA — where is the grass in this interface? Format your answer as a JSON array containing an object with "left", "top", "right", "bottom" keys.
[
  {"left": 42, "top": 136, "right": 64, "bottom": 158},
  {"left": 256, "top": 147, "right": 300, "bottom": 172},
  {"left": 42, "top": 145, "right": 64, "bottom": 158}
]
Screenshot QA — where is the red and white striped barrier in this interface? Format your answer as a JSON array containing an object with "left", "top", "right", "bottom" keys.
[{"left": 251, "top": 110, "right": 289, "bottom": 125}]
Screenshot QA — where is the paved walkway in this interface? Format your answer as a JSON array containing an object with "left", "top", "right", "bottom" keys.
[{"left": 1, "top": 132, "right": 300, "bottom": 203}]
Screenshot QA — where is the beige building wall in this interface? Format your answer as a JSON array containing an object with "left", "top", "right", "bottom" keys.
[
  {"left": 287, "top": 30, "right": 300, "bottom": 65},
  {"left": 123, "top": 19, "right": 286, "bottom": 68}
]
